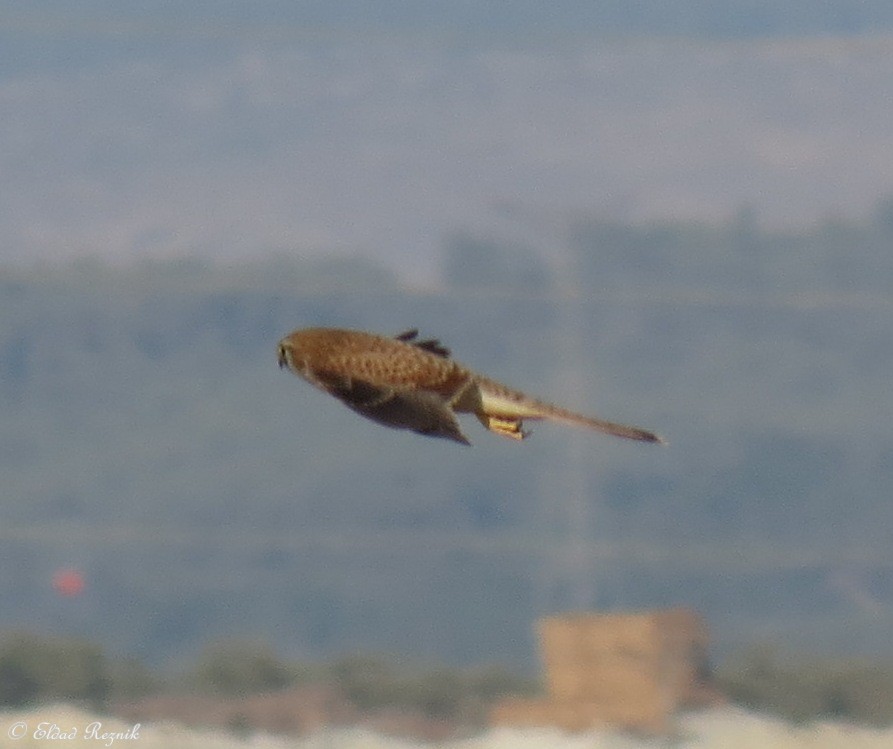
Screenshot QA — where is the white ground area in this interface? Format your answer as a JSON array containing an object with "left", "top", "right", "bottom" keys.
[{"left": 2, "top": 705, "right": 891, "bottom": 749}]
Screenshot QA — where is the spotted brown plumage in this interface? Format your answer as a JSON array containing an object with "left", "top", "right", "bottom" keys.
[{"left": 277, "top": 327, "right": 666, "bottom": 446}]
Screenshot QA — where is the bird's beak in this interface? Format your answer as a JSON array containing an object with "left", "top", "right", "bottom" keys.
[{"left": 277, "top": 344, "right": 287, "bottom": 369}]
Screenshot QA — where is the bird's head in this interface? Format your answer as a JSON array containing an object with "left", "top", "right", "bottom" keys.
[
  {"left": 278, "top": 327, "right": 356, "bottom": 383},
  {"left": 277, "top": 329, "right": 322, "bottom": 380}
]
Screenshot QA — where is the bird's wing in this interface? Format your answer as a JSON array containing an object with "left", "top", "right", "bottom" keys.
[
  {"left": 311, "top": 369, "right": 470, "bottom": 445},
  {"left": 351, "top": 388, "right": 470, "bottom": 444}
]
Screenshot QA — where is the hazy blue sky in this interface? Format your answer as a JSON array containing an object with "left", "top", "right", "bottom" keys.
[{"left": 4, "top": 4, "right": 893, "bottom": 280}]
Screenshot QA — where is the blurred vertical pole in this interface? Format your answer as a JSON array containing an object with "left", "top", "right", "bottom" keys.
[
  {"left": 549, "top": 224, "right": 596, "bottom": 612},
  {"left": 494, "top": 203, "right": 597, "bottom": 615}
]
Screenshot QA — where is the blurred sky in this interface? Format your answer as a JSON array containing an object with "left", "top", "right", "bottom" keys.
[{"left": 4, "top": 3, "right": 893, "bottom": 281}]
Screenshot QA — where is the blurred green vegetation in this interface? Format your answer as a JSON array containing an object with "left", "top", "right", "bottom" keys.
[
  {"left": 0, "top": 632, "right": 535, "bottom": 724},
  {"left": 717, "top": 645, "right": 893, "bottom": 726},
  {"left": 190, "top": 639, "right": 292, "bottom": 696},
  {"left": 327, "top": 652, "right": 537, "bottom": 722},
  {"left": 0, "top": 632, "right": 110, "bottom": 709},
  {"left": 3, "top": 632, "right": 893, "bottom": 727}
]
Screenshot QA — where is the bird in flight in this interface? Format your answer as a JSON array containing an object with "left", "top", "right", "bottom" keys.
[{"left": 277, "top": 327, "right": 665, "bottom": 446}]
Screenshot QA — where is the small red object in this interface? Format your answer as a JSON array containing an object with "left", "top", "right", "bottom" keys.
[{"left": 52, "top": 568, "right": 85, "bottom": 597}]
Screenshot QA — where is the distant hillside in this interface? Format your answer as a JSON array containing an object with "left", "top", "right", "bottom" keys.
[{"left": 2, "top": 214, "right": 892, "bottom": 669}]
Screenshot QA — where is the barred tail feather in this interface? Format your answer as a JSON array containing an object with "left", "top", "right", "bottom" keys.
[
  {"left": 477, "top": 378, "right": 666, "bottom": 444},
  {"left": 547, "top": 408, "right": 666, "bottom": 444}
]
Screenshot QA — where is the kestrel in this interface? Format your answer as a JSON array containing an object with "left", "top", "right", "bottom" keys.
[{"left": 277, "top": 327, "right": 666, "bottom": 446}]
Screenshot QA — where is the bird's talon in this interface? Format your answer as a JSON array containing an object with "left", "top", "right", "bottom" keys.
[{"left": 479, "top": 414, "right": 528, "bottom": 440}]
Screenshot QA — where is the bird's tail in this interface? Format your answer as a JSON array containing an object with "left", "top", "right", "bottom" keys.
[
  {"left": 543, "top": 405, "right": 666, "bottom": 444},
  {"left": 477, "top": 377, "right": 666, "bottom": 444}
]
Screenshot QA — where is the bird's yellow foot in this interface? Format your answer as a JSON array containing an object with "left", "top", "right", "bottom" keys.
[{"left": 477, "top": 413, "right": 530, "bottom": 440}]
